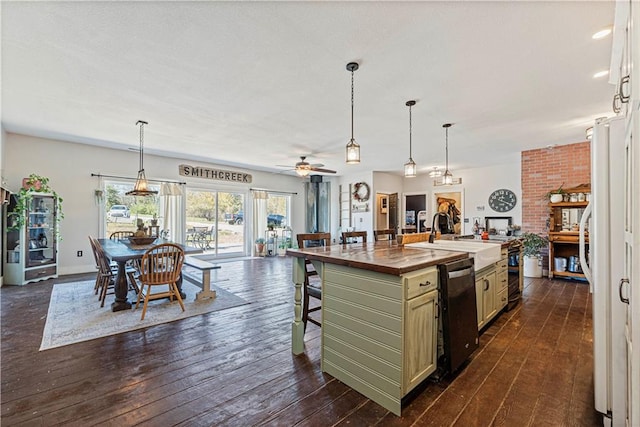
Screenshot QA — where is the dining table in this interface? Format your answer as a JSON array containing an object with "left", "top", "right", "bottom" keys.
[{"left": 98, "top": 238, "right": 202, "bottom": 312}]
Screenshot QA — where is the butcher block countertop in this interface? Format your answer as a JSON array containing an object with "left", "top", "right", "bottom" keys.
[{"left": 287, "top": 241, "right": 467, "bottom": 276}]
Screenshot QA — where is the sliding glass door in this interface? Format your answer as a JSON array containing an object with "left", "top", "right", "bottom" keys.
[{"left": 186, "top": 189, "right": 245, "bottom": 257}]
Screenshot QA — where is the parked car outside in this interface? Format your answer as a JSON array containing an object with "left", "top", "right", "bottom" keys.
[
  {"left": 267, "top": 214, "right": 286, "bottom": 227},
  {"left": 227, "top": 212, "right": 285, "bottom": 226},
  {"left": 108, "top": 204, "right": 130, "bottom": 218}
]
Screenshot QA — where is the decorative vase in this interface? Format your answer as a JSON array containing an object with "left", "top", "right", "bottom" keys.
[
  {"left": 523, "top": 255, "right": 543, "bottom": 278},
  {"left": 550, "top": 194, "right": 563, "bottom": 203},
  {"left": 255, "top": 243, "right": 265, "bottom": 255}
]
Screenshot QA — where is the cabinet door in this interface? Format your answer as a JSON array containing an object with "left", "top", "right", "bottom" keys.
[
  {"left": 483, "top": 271, "right": 497, "bottom": 323},
  {"left": 26, "top": 195, "right": 57, "bottom": 269},
  {"left": 404, "top": 289, "right": 438, "bottom": 393}
]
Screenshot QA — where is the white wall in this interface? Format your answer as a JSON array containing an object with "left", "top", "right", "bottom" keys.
[
  {"left": 334, "top": 171, "right": 373, "bottom": 242},
  {"left": 3, "top": 133, "right": 306, "bottom": 275},
  {"left": 451, "top": 156, "right": 522, "bottom": 235},
  {"left": 0, "top": 125, "right": 6, "bottom": 181}
]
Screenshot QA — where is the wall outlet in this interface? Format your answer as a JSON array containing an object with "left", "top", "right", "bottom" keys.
[{"left": 77, "top": 250, "right": 83, "bottom": 257}]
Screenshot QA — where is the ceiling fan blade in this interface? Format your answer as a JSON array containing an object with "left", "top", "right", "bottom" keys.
[
  {"left": 275, "top": 164, "right": 295, "bottom": 168},
  {"left": 309, "top": 163, "right": 325, "bottom": 168},
  {"left": 309, "top": 167, "right": 336, "bottom": 174}
]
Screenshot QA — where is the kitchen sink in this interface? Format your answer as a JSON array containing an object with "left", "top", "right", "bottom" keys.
[{"left": 406, "top": 240, "right": 502, "bottom": 271}]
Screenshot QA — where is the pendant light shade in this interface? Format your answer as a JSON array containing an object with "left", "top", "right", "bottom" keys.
[
  {"left": 126, "top": 120, "right": 158, "bottom": 197},
  {"left": 434, "top": 123, "right": 461, "bottom": 186},
  {"left": 404, "top": 100, "right": 417, "bottom": 178},
  {"left": 428, "top": 167, "right": 443, "bottom": 178},
  {"left": 346, "top": 62, "right": 360, "bottom": 164}
]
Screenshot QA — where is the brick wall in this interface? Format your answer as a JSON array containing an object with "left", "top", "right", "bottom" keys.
[{"left": 521, "top": 142, "right": 591, "bottom": 235}]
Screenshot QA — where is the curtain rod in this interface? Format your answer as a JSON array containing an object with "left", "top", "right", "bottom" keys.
[
  {"left": 250, "top": 187, "right": 298, "bottom": 195},
  {"left": 91, "top": 173, "right": 186, "bottom": 185}
]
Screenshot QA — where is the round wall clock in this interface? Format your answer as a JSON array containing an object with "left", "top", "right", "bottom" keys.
[
  {"left": 488, "top": 189, "right": 517, "bottom": 212},
  {"left": 353, "top": 182, "right": 370, "bottom": 202}
]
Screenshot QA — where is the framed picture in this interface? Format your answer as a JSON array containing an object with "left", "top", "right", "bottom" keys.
[{"left": 380, "top": 196, "right": 388, "bottom": 213}]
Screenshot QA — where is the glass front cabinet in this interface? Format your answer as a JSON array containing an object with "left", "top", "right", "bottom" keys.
[{"left": 3, "top": 193, "right": 58, "bottom": 285}]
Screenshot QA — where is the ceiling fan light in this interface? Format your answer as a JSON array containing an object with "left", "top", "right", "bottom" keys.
[
  {"left": 404, "top": 158, "right": 417, "bottom": 178},
  {"left": 296, "top": 166, "right": 311, "bottom": 177},
  {"left": 346, "top": 138, "right": 360, "bottom": 164}
]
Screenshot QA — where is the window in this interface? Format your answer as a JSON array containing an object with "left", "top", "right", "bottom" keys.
[{"left": 104, "top": 181, "right": 160, "bottom": 237}]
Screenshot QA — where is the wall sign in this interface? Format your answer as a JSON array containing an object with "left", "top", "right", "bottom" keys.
[{"left": 179, "top": 164, "right": 252, "bottom": 184}]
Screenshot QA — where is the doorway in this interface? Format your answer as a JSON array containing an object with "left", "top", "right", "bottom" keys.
[
  {"left": 403, "top": 193, "right": 427, "bottom": 233},
  {"left": 433, "top": 190, "right": 463, "bottom": 235},
  {"left": 375, "top": 192, "right": 398, "bottom": 231},
  {"left": 186, "top": 189, "right": 245, "bottom": 257}
]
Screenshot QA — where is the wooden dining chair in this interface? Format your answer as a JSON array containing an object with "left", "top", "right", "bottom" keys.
[
  {"left": 88, "top": 236, "right": 106, "bottom": 295},
  {"left": 109, "top": 231, "right": 134, "bottom": 240},
  {"left": 135, "top": 243, "right": 185, "bottom": 320},
  {"left": 109, "top": 231, "right": 142, "bottom": 293},
  {"left": 88, "top": 236, "right": 121, "bottom": 307},
  {"left": 373, "top": 228, "right": 397, "bottom": 241},
  {"left": 296, "top": 232, "right": 331, "bottom": 332},
  {"left": 341, "top": 230, "right": 367, "bottom": 244}
]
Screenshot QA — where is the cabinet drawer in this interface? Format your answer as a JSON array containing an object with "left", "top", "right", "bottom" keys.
[
  {"left": 497, "top": 287, "right": 508, "bottom": 310},
  {"left": 496, "top": 259, "right": 508, "bottom": 273},
  {"left": 405, "top": 267, "right": 438, "bottom": 300},
  {"left": 497, "top": 271, "right": 508, "bottom": 292},
  {"left": 25, "top": 265, "right": 57, "bottom": 281}
]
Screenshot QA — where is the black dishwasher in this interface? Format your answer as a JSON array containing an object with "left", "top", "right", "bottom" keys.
[{"left": 438, "top": 258, "right": 479, "bottom": 375}]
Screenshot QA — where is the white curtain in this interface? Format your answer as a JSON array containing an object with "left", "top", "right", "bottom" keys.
[
  {"left": 160, "top": 183, "right": 185, "bottom": 243},
  {"left": 252, "top": 191, "right": 268, "bottom": 255}
]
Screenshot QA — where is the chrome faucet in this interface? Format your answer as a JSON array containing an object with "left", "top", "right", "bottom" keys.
[{"left": 429, "top": 212, "right": 453, "bottom": 243}]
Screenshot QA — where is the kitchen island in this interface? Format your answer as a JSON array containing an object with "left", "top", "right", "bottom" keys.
[{"left": 287, "top": 241, "right": 467, "bottom": 415}]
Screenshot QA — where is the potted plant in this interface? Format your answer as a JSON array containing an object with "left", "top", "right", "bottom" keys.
[
  {"left": 8, "top": 174, "right": 64, "bottom": 240},
  {"left": 544, "top": 183, "right": 565, "bottom": 203},
  {"left": 255, "top": 237, "right": 266, "bottom": 255},
  {"left": 521, "top": 232, "right": 548, "bottom": 278},
  {"left": 277, "top": 237, "right": 292, "bottom": 256}
]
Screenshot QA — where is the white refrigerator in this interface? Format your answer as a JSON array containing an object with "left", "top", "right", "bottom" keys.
[{"left": 579, "top": 116, "right": 627, "bottom": 426}]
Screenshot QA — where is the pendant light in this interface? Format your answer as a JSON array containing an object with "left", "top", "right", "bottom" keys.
[
  {"left": 428, "top": 167, "right": 443, "bottom": 178},
  {"left": 442, "top": 123, "right": 454, "bottom": 185},
  {"left": 404, "top": 100, "right": 417, "bottom": 177},
  {"left": 125, "top": 120, "right": 158, "bottom": 196},
  {"left": 345, "top": 62, "right": 360, "bottom": 164}
]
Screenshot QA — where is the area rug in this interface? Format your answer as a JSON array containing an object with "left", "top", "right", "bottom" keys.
[{"left": 40, "top": 278, "right": 249, "bottom": 351}]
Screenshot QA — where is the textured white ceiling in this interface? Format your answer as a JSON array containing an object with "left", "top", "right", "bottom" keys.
[{"left": 1, "top": 1, "right": 615, "bottom": 176}]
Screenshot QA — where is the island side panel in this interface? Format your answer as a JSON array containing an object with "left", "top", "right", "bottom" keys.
[{"left": 321, "top": 263, "right": 404, "bottom": 416}]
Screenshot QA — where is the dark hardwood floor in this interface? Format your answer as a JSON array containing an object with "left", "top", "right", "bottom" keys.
[{"left": 1, "top": 257, "right": 601, "bottom": 426}]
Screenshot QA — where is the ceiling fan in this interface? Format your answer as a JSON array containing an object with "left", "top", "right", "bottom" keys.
[{"left": 277, "top": 156, "right": 337, "bottom": 177}]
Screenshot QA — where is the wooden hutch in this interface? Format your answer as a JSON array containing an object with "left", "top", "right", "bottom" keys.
[{"left": 548, "top": 184, "right": 590, "bottom": 279}]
